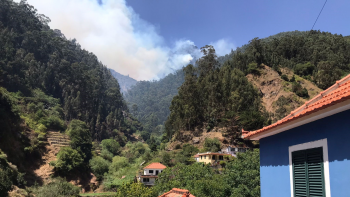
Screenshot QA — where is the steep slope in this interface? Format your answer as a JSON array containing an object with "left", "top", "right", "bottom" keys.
[
  {"left": 0, "top": 0, "right": 142, "bottom": 141},
  {"left": 247, "top": 65, "right": 322, "bottom": 121},
  {"left": 124, "top": 69, "right": 185, "bottom": 135},
  {"left": 109, "top": 69, "right": 137, "bottom": 93}
]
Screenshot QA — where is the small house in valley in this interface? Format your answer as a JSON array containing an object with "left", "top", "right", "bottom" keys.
[
  {"left": 158, "top": 188, "right": 195, "bottom": 197},
  {"left": 243, "top": 74, "right": 350, "bottom": 197},
  {"left": 140, "top": 162, "right": 166, "bottom": 186},
  {"left": 194, "top": 152, "right": 231, "bottom": 165}
]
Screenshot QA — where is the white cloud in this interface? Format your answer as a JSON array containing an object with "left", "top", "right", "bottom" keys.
[
  {"left": 210, "top": 39, "right": 236, "bottom": 56},
  {"left": 16, "top": 0, "right": 234, "bottom": 80}
]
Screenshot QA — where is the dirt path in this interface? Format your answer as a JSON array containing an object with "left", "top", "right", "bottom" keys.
[{"left": 33, "top": 144, "right": 60, "bottom": 183}]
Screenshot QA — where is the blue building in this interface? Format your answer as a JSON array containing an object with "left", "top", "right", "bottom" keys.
[{"left": 243, "top": 74, "right": 350, "bottom": 197}]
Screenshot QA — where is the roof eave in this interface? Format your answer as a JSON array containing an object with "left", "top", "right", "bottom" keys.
[{"left": 246, "top": 99, "right": 350, "bottom": 140}]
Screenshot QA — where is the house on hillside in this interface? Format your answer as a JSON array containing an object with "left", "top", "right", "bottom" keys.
[
  {"left": 194, "top": 152, "right": 231, "bottom": 165},
  {"left": 139, "top": 162, "right": 166, "bottom": 186},
  {"left": 158, "top": 188, "right": 195, "bottom": 197},
  {"left": 221, "top": 145, "right": 250, "bottom": 156},
  {"left": 242, "top": 74, "right": 350, "bottom": 197}
]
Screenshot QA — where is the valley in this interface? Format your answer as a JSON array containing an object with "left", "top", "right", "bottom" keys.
[{"left": 1, "top": 0, "right": 350, "bottom": 197}]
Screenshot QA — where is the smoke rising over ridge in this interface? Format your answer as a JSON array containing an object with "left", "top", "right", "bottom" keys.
[{"left": 17, "top": 0, "right": 235, "bottom": 80}]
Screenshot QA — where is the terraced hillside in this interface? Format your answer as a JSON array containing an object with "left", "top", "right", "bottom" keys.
[{"left": 47, "top": 131, "right": 71, "bottom": 148}]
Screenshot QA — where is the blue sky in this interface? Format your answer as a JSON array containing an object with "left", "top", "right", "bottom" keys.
[
  {"left": 21, "top": 0, "right": 350, "bottom": 81},
  {"left": 126, "top": 0, "right": 350, "bottom": 48}
]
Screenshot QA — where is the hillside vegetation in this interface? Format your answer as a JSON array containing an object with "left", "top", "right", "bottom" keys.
[{"left": 0, "top": 0, "right": 142, "bottom": 142}]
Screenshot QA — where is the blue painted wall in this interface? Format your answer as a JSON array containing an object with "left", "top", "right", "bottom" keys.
[{"left": 260, "top": 109, "right": 350, "bottom": 197}]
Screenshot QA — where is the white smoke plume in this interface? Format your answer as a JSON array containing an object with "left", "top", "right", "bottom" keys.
[{"left": 16, "top": 0, "right": 235, "bottom": 80}]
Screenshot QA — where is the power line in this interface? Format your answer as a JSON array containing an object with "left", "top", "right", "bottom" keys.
[{"left": 311, "top": 0, "right": 328, "bottom": 30}]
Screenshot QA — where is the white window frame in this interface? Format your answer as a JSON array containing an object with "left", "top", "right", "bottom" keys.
[{"left": 288, "top": 138, "right": 331, "bottom": 197}]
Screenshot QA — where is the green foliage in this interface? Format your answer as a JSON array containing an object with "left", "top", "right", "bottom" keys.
[
  {"left": 281, "top": 74, "right": 289, "bottom": 81},
  {"left": 101, "top": 139, "right": 121, "bottom": 156},
  {"left": 166, "top": 51, "right": 267, "bottom": 140},
  {"left": 0, "top": 0, "right": 141, "bottom": 142},
  {"left": 125, "top": 70, "right": 185, "bottom": 134},
  {"left": 204, "top": 138, "right": 221, "bottom": 152},
  {"left": 224, "top": 149, "right": 260, "bottom": 197},
  {"left": 101, "top": 149, "right": 114, "bottom": 162},
  {"left": 154, "top": 163, "right": 227, "bottom": 197},
  {"left": 315, "top": 61, "right": 343, "bottom": 89},
  {"left": 294, "top": 62, "right": 315, "bottom": 77},
  {"left": 114, "top": 182, "right": 153, "bottom": 197},
  {"left": 161, "top": 152, "right": 172, "bottom": 167},
  {"left": 67, "top": 120, "right": 92, "bottom": 162},
  {"left": 247, "top": 62, "right": 260, "bottom": 75},
  {"left": 109, "top": 156, "right": 129, "bottom": 173},
  {"left": 33, "top": 178, "right": 80, "bottom": 197},
  {"left": 292, "top": 82, "right": 309, "bottom": 98},
  {"left": 89, "top": 156, "right": 110, "bottom": 181},
  {"left": 50, "top": 147, "right": 83, "bottom": 174},
  {"left": 0, "top": 150, "right": 26, "bottom": 196}
]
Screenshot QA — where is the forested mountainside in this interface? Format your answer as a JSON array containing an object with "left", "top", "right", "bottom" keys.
[
  {"left": 164, "top": 31, "right": 350, "bottom": 141},
  {"left": 124, "top": 70, "right": 185, "bottom": 136},
  {"left": 109, "top": 69, "right": 137, "bottom": 93},
  {"left": 0, "top": 0, "right": 142, "bottom": 142}
]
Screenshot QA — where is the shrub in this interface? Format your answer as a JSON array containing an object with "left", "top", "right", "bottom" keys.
[
  {"left": 247, "top": 62, "right": 260, "bottom": 75},
  {"left": 109, "top": 156, "right": 129, "bottom": 173},
  {"left": 292, "top": 82, "right": 309, "bottom": 98},
  {"left": 34, "top": 178, "right": 80, "bottom": 197},
  {"left": 281, "top": 74, "right": 289, "bottom": 81},
  {"left": 89, "top": 156, "right": 110, "bottom": 181},
  {"left": 50, "top": 147, "right": 83, "bottom": 174},
  {"left": 115, "top": 182, "right": 153, "bottom": 197},
  {"left": 204, "top": 138, "right": 221, "bottom": 152},
  {"left": 100, "top": 149, "right": 114, "bottom": 161},
  {"left": 294, "top": 62, "right": 315, "bottom": 76},
  {"left": 101, "top": 139, "right": 120, "bottom": 156}
]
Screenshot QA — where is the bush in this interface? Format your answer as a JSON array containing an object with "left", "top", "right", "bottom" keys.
[
  {"left": 281, "top": 74, "right": 289, "bottom": 81},
  {"left": 101, "top": 139, "right": 120, "bottom": 156},
  {"left": 161, "top": 152, "right": 172, "bottom": 167},
  {"left": 34, "top": 178, "right": 80, "bottom": 197},
  {"left": 50, "top": 147, "right": 83, "bottom": 174},
  {"left": 294, "top": 62, "right": 315, "bottom": 77},
  {"left": 292, "top": 82, "right": 309, "bottom": 98},
  {"left": 247, "top": 62, "right": 260, "bottom": 75},
  {"left": 100, "top": 149, "right": 114, "bottom": 161},
  {"left": 109, "top": 156, "right": 129, "bottom": 173},
  {"left": 204, "top": 138, "right": 221, "bottom": 152},
  {"left": 89, "top": 156, "right": 110, "bottom": 181},
  {"left": 115, "top": 182, "right": 153, "bottom": 197}
]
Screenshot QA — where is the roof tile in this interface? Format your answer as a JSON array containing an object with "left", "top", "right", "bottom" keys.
[{"left": 144, "top": 162, "right": 167, "bottom": 169}]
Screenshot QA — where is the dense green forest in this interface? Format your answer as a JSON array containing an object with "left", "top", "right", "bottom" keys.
[
  {"left": 164, "top": 45, "right": 269, "bottom": 141},
  {"left": 0, "top": 0, "right": 142, "bottom": 142},
  {"left": 124, "top": 70, "right": 185, "bottom": 137}
]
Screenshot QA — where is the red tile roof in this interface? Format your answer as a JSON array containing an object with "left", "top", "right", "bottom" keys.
[
  {"left": 144, "top": 162, "right": 167, "bottom": 169},
  {"left": 196, "top": 152, "right": 231, "bottom": 156},
  {"left": 140, "top": 175, "right": 158, "bottom": 178},
  {"left": 193, "top": 155, "right": 199, "bottom": 158},
  {"left": 243, "top": 74, "right": 350, "bottom": 139},
  {"left": 158, "top": 188, "right": 195, "bottom": 197}
]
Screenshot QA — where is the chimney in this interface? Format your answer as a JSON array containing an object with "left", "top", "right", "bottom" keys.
[{"left": 181, "top": 192, "right": 190, "bottom": 197}]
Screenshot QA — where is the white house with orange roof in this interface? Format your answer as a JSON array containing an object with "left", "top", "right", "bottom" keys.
[
  {"left": 243, "top": 74, "right": 350, "bottom": 197},
  {"left": 140, "top": 162, "right": 166, "bottom": 186}
]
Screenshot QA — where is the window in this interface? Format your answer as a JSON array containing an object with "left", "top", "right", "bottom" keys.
[
  {"left": 201, "top": 156, "right": 202, "bottom": 159},
  {"left": 212, "top": 155, "right": 216, "bottom": 160},
  {"left": 289, "top": 139, "right": 330, "bottom": 197},
  {"left": 219, "top": 156, "right": 224, "bottom": 160},
  {"left": 149, "top": 170, "right": 153, "bottom": 174},
  {"left": 292, "top": 147, "right": 325, "bottom": 197},
  {"left": 143, "top": 178, "right": 149, "bottom": 182}
]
